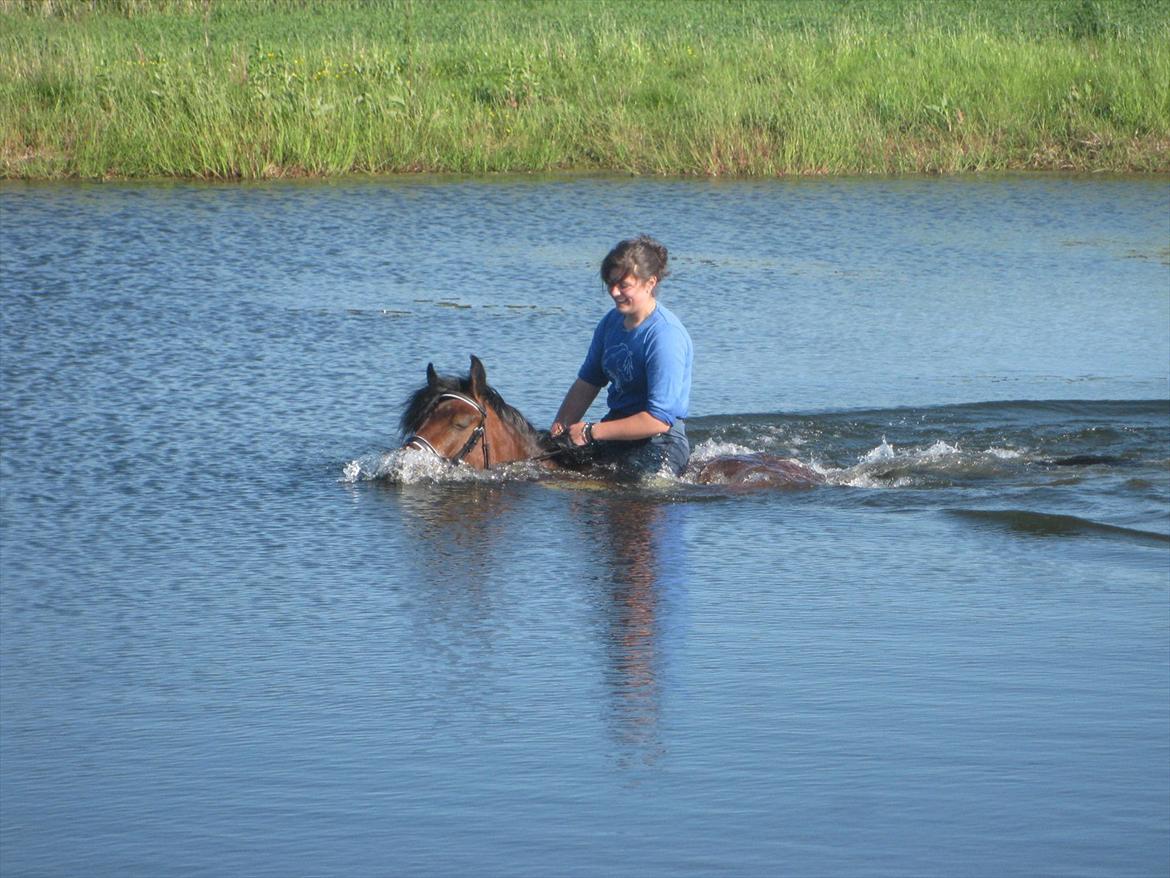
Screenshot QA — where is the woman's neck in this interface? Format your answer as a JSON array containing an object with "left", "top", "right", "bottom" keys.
[{"left": 623, "top": 299, "right": 657, "bottom": 329}]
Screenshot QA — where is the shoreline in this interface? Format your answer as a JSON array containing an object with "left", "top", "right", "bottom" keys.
[{"left": 4, "top": 168, "right": 1170, "bottom": 188}]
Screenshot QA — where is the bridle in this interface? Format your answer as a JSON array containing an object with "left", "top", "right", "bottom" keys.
[
  {"left": 404, "top": 389, "right": 585, "bottom": 469},
  {"left": 404, "top": 391, "right": 491, "bottom": 469}
]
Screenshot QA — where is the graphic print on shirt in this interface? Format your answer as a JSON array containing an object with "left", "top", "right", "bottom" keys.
[{"left": 603, "top": 344, "right": 636, "bottom": 398}]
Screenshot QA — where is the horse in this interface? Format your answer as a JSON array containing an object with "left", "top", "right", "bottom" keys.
[{"left": 400, "top": 355, "right": 825, "bottom": 487}]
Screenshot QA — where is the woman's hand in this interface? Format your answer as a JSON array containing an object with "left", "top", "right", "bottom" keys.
[
  {"left": 551, "top": 379, "right": 601, "bottom": 440},
  {"left": 552, "top": 420, "right": 595, "bottom": 447},
  {"left": 566, "top": 421, "right": 591, "bottom": 447}
]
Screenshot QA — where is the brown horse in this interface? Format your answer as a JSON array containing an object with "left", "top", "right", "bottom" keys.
[{"left": 400, "top": 355, "right": 824, "bottom": 486}]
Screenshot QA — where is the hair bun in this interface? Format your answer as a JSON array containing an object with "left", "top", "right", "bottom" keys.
[{"left": 601, "top": 235, "right": 670, "bottom": 284}]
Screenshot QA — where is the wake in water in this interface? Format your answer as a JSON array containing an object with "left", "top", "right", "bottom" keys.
[
  {"left": 344, "top": 398, "right": 1168, "bottom": 487},
  {"left": 343, "top": 399, "right": 1170, "bottom": 542},
  {"left": 682, "top": 398, "right": 1169, "bottom": 488}
]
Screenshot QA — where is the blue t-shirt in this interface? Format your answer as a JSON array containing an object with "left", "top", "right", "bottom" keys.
[{"left": 577, "top": 303, "right": 693, "bottom": 426}]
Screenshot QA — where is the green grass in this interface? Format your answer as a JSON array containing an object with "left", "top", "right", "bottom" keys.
[{"left": 2, "top": 0, "right": 1168, "bottom": 178}]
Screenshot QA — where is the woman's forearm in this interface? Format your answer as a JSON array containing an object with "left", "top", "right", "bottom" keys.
[
  {"left": 553, "top": 378, "right": 601, "bottom": 428},
  {"left": 591, "top": 411, "right": 670, "bottom": 442},
  {"left": 554, "top": 381, "right": 670, "bottom": 446}
]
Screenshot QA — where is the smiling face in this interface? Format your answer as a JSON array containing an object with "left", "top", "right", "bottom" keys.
[{"left": 606, "top": 271, "right": 658, "bottom": 327}]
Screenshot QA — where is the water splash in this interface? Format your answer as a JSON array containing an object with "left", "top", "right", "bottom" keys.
[
  {"left": 341, "top": 448, "right": 498, "bottom": 485},
  {"left": 988, "top": 447, "right": 1024, "bottom": 459},
  {"left": 689, "top": 439, "right": 756, "bottom": 461},
  {"left": 810, "top": 433, "right": 1038, "bottom": 489},
  {"left": 859, "top": 436, "right": 897, "bottom": 463}
]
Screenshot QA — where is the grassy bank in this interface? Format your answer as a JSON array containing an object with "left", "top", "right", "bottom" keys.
[{"left": 2, "top": 0, "right": 1168, "bottom": 179}]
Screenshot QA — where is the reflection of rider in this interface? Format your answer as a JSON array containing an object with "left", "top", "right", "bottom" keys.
[
  {"left": 551, "top": 236, "right": 693, "bottom": 476},
  {"left": 577, "top": 494, "right": 687, "bottom": 759},
  {"left": 597, "top": 498, "right": 663, "bottom": 750}
]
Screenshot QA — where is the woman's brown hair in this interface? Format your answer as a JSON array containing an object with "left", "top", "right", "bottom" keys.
[{"left": 600, "top": 235, "right": 670, "bottom": 289}]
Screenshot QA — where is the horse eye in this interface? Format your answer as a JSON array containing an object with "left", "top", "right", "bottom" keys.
[{"left": 453, "top": 418, "right": 472, "bottom": 429}]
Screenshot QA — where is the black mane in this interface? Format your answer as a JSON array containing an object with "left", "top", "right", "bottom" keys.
[{"left": 399, "top": 370, "right": 545, "bottom": 444}]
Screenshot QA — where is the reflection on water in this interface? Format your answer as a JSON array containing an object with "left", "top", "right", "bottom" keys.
[
  {"left": 394, "top": 481, "right": 516, "bottom": 560},
  {"left": 575, "top": 493, "right": 688, "bottom": 765},
  {"left": 389, "top": 479, "right": 689, "bottom": 766},
  {"left": 380, "top": 481, "right": 518, "bottom": 734}
]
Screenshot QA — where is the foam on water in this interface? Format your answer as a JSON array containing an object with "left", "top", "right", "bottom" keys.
[
  {"left": 988, "top": 447, "right": 1024, "bottom": 459},
  {"left": 922, "top": 440, "right": 960, "bottom": 459},
  {"left": 821, "top": 435, "right": 1041, "bottom": 489},
  {"left": 859, "top": 436, "right": 897, "bottom": 463},
  {"left": 341, "top": 447, "right": 499, "bottom": 484},
  {"left": 688, "top": 439, "right": 757, "bottom": 462}
]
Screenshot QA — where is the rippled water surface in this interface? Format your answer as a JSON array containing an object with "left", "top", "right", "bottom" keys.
[{"left": 2, "top": 176, "right": 1168, "bottom": 877}]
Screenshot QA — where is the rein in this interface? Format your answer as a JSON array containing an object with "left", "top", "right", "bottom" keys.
[{"left": 404, "top": 392, "right": 492, "bottom": 469}]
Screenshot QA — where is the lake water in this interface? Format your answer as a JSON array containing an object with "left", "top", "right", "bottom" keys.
[{"left": 1, "top": 175, "right": 1168, "bottom": 877}]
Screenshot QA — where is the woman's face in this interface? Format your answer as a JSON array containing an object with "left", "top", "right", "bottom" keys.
[{"left": 607, "top": 272, "right": 657, "bottom": 320}]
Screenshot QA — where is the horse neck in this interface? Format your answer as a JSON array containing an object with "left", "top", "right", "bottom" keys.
[{"left": 485, "top": 408, "right": 544, "bottom": 465}]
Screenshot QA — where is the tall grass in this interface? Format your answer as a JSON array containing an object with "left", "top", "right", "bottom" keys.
[{"left": 2, "top": 0, "right": 1168, "bottom": 178}]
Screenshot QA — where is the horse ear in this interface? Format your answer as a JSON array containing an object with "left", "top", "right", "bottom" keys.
[
  {"left": 426, "top": 363, "right": 438, "bottom": 388},
  {"left": 469, "top": 355, "right": 486, "bottom": 396}
]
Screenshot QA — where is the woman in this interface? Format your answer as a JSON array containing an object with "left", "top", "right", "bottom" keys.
[{"left": 551, "top": 235, "right": 693, "bottom": 477}]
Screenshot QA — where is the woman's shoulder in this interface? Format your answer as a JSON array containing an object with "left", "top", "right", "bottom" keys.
[
  {"left": 647, "top": 304, "right": 691, "bottom": 338},
  {"left": 591, "top": 308, "right": 623, "bottom": 335}
]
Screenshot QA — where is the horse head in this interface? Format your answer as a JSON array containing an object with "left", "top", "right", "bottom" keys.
[{"left": 401, "top": 355, "right": 548, "bottom": 469}]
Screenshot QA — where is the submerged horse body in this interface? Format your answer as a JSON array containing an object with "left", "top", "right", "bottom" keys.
[{"left": 400, "top": 355, "right": 825, "bottom": 487}]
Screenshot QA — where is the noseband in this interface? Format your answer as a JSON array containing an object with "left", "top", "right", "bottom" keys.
[{"left": 404, "top": 392, "right": 492, "bottom": 469}]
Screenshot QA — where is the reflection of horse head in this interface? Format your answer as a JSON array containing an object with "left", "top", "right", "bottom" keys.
[
  {"left": 394, "top": 480, "right": 512, "bottom": 537},
  {"left": 401, "top": 355, "right": 554, "bottom": 469},
  {"left": 391, "top": 480, "right": 516, "bottom": 591}
]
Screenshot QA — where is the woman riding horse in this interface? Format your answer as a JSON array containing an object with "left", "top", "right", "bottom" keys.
[
  {"left": 401, "top": 236, "right": 820, "bottom": 487},
  {"left": 400, "top": 355, "right": 824, "bottom": 488},
  {"left": 550, "top": 235, "right": 694, "bottom": 477}
]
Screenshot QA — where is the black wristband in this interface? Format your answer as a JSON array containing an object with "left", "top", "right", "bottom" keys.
[{"left": 583, "top": 422, "right": 595, "bottom": 445}]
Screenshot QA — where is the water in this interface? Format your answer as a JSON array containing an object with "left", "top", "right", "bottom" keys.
[{"left": 2, "top": 175, "right": 1168, "bottom": 877}]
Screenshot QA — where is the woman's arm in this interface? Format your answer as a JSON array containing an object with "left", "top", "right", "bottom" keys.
[
  {"left": 587, "top": 411, "right": 669, "bottom": 443},
  {"left": 563, "top": 410, "right": 669, "bottom": 446},
  {"left": 551, "top": 378, "right": 601, "bottom": 435},
  {"left": 555, "top": 382, "right": 667, "bottom": 445}
]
